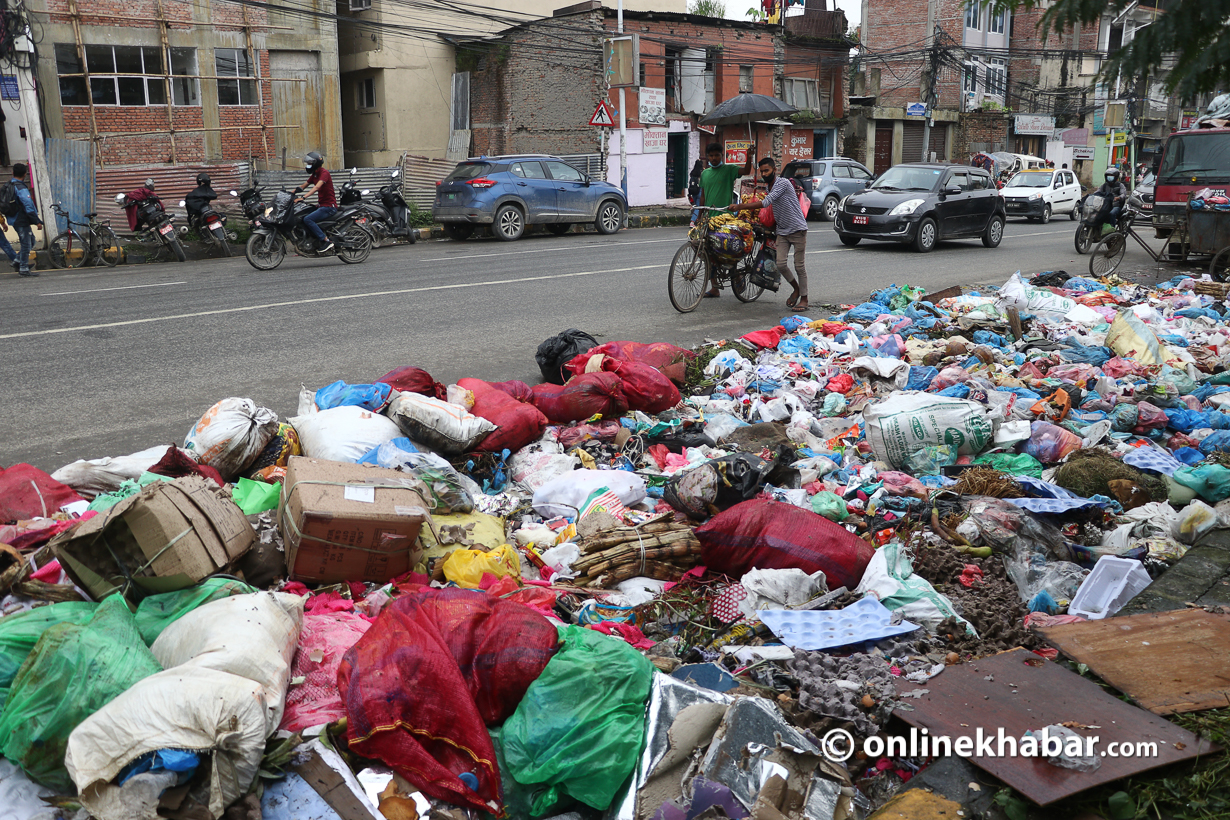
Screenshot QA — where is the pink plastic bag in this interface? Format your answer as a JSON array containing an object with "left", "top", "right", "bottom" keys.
[
  {"left": 1022, "top": 421, "right": 1082, "bottom": 464},
  {"left": 280, "top": 611, "right": 373, "bottom": 733},
  {"left": 1132, "top": 401, "right": 1169, "bottom": 433}
]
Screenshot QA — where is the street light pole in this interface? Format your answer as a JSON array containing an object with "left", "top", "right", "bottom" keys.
[{"left": 618, "top": 0, "right": 627, "bottom": 202}]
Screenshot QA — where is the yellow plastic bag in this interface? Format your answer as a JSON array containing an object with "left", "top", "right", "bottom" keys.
[
  {"left": 442, "top": 544, "right": 521, "bottom": 588},
  {"left": 420, "top": 511, "right": 507, "bottom": 563}
]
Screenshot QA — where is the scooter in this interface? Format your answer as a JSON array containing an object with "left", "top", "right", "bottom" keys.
[
  {"left": 1074, "top": 193, "right": 1118, "bottom": 254},
  {"left": 335, "top": 169, "right": 413, "bottom": 246},
  {"left": 179, "top": 198, "right": 235, "bottom": 257},
  {"left": 116, "top": 192, "right": 186, "bottom": 262},
  {"left": 235, "top": 187, "right": 374, "bottom": 271}
]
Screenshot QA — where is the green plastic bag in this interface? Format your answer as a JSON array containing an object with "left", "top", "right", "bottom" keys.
[
  {"left": 132, "top": 577, "right": 256, "bottom": 645},
  {"left": 231, "top": 477, "right": 282, "bottom": 516},
  {"left": 0, "top": 602, "right": 96, "bottom": 708},
  {"left": 973, "top": 452, "right": 1044, "bottom": 479},
  {"left": 810, "top": 491, "right": 849, "bottom": 522},
  {"left": 500, "top": 626, "right": 653, "bottom": 817},
  {"left": 0, "top": 595, "right": 162, "bottom": 789},
  {"left": 86, "top": 472, "right": 172, "bottom": 512}
]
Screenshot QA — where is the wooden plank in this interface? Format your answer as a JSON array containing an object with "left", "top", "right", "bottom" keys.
[
  {"left": 1038, "top": 609, "right": 1230, "bottom": 715},
  {"left": 926, "top": 284, "right": 963, "bottom": 302},
  {"left": 892, "top": 648, "right": 1217, "bottom": 806}
]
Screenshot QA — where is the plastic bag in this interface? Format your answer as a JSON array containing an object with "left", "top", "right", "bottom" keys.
[
  {"left": 997, "top": 272, "right": 1077, "bottom": 321},
  {"left": 810, "top": 491, "right": 849, "bottom": 521},
  {"left": 184, "top": 397, "right": 279, "bottom": 480},
  {"left": 531, "top": 372, "right": 629, "bottom": 423},
  {"left": 367, "top": 441, "right": 475, "bottom": 514},
  {"left": 1105, "top": 310, "right": 1173, "bottom": 366},
  {"left": 536, "top": 329, "right": 599, "bottom": 385},
  {"left": 132, "top": 578, "right": 258, "bottom": 645},
  {"left": 1171, "top": 464, "right": 1230, "bottom": 503},
  {"left": 863, "top": 393, "right": 994, "bottom": 468},
  {"left": 0, "top": 596, "right": 162, "bottom": 790},
  {"left": 291, "top": 405, "right": 403, "bottom": 463},
  {"left": 376, "top": 365, "right": 447, "bottom": 401},
  {"left": 854, "top": 542, "right": 973, "bottom": 633},
  {"left": 314, "top": 380, "right": 394, "bottom": 413},
  {"left": 442, "top": 545, "right": 521, "bottom": 589},
  {"left": 0, "top": 602, "right": 96, "bottom": 708},
  {"left": 50, "top": 444, "right": 177, "bottom": 500},
  {"left": 1023, "top": 421, "right": 1083, "bottom": 464},
  {"left": 458, "top": 378, "right": 549, "bottom": 454},
  {"left": 384, "top": 392, "right": 496, "bottom": 454},
  {"left": 498, "top": 626, "right": 653, "bottom": 816},
  {"left": 243, "top": 422, "right": 301, "bottom": 481},
  {"left": 280, "top": 611, "right": 372, "bottom": 733},
  {"left": 608, "top": 360, "right": 682, "bottom": 414},
  {"left": 232, "top": 477, "right": 282, "bottom": 515},
  {"left": 533, "top": 469, "right": 647, "bottom": 519},
  {"left": 973, "top": 452, "right": 1043, "bottom": 478},
  {"left": 1174, "top": 499, "right": 1220, "bottom": 545}
]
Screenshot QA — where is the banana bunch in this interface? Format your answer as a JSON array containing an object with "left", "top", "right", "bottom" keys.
[{"left": 708, "top": 212, "right": 745, "bottom": 229}]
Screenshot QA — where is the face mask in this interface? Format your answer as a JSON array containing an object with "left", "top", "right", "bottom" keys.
[
  {"left": 708, "top": 158, "right": 720, "bottom": 167},
  {"left": 761, "top": 171, "right": 775, "bottom": 185}
]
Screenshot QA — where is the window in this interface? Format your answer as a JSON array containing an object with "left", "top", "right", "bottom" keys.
[
  {"left": 665, "top": 48, "right": 680, "bottom": 106},
  {"left": 849, "top": 165, "right": 874, "bottom": 180},
  {"left": 988, "top": 8, "right": 1005, "bottom": 34},
  {"left": 832, "top": 164, "right": 850, "bottom": 178},
  {"left": 545, "top": 160, "right": 584, "bottom": 182},
  {"left": 739, "top": 65, "right": 752, "bottom": 93},
  {"left": 985, "top": 59, "right": 1006, "bottom": 98},
  {"left": 1080, "top": 56, "right": 1100, "bottom": 75},
  {"left": 358, "top": 77, "right": 375, "bottom": 109},
  {"left": 965, "top": 2, "right": 981, "bottom": 30},
  {"left": 511, "top": 161, "right": 548, "bottom": 179},
  {"left": 963, "top": 62, "right": 979, "bottom": 93},
  {"left": 349, "top": 0, "right": 371, "bottom": 9},
  {"left": 950, "top": 172, "right": 970, "bottom": 190},
  {"left": 782, "top": 78, "right": 820, "bottom": 111},
  {"left": 639, "top": 61, "right": 646, "bottom": 88},
  {"left": 970, "top": 173, "right": 988, "bottom": 189},
  {"left": 61, "top": 45, "right": 166, "bottom": 106},
  {"left": 169, "top": 47, "right": 199, "bottom": 106},
  {"left": 215, "top": 48, "right": 257, "bottom": 106}
]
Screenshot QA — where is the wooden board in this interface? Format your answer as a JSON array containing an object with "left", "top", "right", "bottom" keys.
[
  {"left": 893, "top": 649, "right": 1217, "bottom": 806},
  {"left": 1038, "top": 609, "right": 1230, "bottom": 715}
]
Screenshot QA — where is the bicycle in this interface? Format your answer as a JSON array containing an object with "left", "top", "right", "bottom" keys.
[
  {"left": 1087, "top": 203, "right": 1176, "bottom": 277},
  {"left": 668, "top": 206, "right": 766, "bottom": 313},
  {"left": 47, "top": 204, "right": 122, "bottom": 269}
]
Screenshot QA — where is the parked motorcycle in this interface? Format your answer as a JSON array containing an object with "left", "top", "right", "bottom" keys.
[
  {"left": 235, "top": 187, "right": 374, "bottom": 271},
  {"left": 178, "top": 198, "right": 235, "bottom": 257},
  {"left": 115, "top": 191, "right": 186, "bottom": 262},
  {"left": 335, "top": 169, "right": 414, "bottom": 246}
]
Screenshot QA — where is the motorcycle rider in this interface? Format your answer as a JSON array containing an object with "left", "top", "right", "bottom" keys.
[
  {"left": 296, "top": 151, "right": 336, "bottom": 253},
  {"left": 123, "top": 178, "right": 161, "bottom": 232},
  {"left": 185, "top": 173, "right": 218, "bottom": 224},
  {"left": 1092, "top": 166, "right": 1128, "bottom": 226}
]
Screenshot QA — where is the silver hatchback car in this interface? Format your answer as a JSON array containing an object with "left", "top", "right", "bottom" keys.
[{"left": 783, "top": 157, "right": 876, "bottom": 222}]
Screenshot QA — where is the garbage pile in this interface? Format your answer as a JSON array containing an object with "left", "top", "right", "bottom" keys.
[{"left": 4, "top": 268, "right": 1230, "bottom": 820}]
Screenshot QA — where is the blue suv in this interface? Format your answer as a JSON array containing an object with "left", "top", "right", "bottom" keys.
[
  {"left": 433, "top": 154, "right": 627, "bottom": 241},
  {"left": 782, "top": 157, "right": 876, "bottom": 222}
]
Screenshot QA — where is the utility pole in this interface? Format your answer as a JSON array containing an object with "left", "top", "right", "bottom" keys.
[
  {"left": 14, "top": 24, "right": 53, "bottom": 249},
  {"left": 920, "top": 23, "right": 941, "bottom": 163},
  {"left": 617, "top": 0, "right": 628, "bottom": 205}
]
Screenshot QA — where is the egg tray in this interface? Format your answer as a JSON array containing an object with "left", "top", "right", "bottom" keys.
[{"left": 758, "top": 596, "right": 920, "bottom": 651}]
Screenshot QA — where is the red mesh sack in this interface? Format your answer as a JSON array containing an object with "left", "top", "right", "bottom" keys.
[
  {"left": 531, "top": 372, "right": 629, "bottom": 423},
  {"left": 0, "top": 464, "right": 84, "bottom": 523},
  {"left": 338, "top": 588, "right": 558, "bottom": 815},
  {"left": 695, "top": 498, "right": 875, "bottom": 589},
  {"left": 565, "top": 341, "right": 695, "bottom": 386},
  {"left": 608, "top": 360, "right": 681, "bottom": 414},
  {"left": 280, "top": 611, "right": 372, "bottom": 733},
  {"left": 488, "top": 380, "right": 535, "bottom": 403},
  {"left": 458, "top": 378, "right": 548, "bottom": 453},
  {"left": 376, "top": 366, "right": 448, "bottom": 401},
  {"left": 147, "top": 446, "right": 225, "bottom": 487}
]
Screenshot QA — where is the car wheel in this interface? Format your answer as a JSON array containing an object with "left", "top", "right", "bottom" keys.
[
  {"left": 1069, "top": 205, "right": 1079, "bottom": 221},
  {"left": 822, "top": 195, "right": 840, "bottom": 222},
  {"left": 982, "top": 215, "right": 1004, "bottom": 248},
  {"left": 838, "top": 233, "right": 861, "bottom": 247},
  {"left": 595, "top": 200, "right": 623, "bottom": 234},
  {"left": 912, "top": 217, "right": 937, "bottom": 253},
  {"left": 493, "top": 205, "right": 524, "bottom": 241},
  {"left": 444, "top": 224, "right": 473, "bottom": 241},
  {"left": 1040, "top": 203, "right": 1052, "bottom": 224}
]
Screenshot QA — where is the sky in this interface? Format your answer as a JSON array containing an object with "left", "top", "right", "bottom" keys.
[{"left": 724, "top": 0, "right": 862, "bottom": 29}]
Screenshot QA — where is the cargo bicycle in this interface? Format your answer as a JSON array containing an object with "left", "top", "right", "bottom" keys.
[{"left": 668, "top": 206, "right": 772, "bottom": 313}]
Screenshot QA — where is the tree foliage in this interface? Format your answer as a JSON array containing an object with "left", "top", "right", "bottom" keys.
[
  {"left": 993, "top": 0, "right": 1230, "bottom": 99},
  {"left": 689, "top": 0, "right": 726, "bottom": 16}
]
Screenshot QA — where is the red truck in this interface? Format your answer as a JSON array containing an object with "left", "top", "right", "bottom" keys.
[{"left": 1152, "top": 125, "right": 1230, "bottom": 241}]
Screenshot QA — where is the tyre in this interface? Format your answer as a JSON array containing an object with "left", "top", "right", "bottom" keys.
[
  {"left": 443, "top": 223, "right": 473, "bottom": 241},
  {"left": 1211, "top": 248, "right": 1230, "bottom": 283},
  {"left": 668, "top": 241, "right": 708, "bottom": 313},
  {"left": 1089, "top": 233, "right": 1127, "bottom": 277},
  {"left": 732, "top": 243, "right": 765, "bottom": 303},
  {"left": 547, "top": 223, "right": 571, "bottom": 236},
  {"left": 97, "top": 227, "right": 122, "bottom": 267},
  {"left": 912, "top": 217, "right": 937, "bottom": 253},
  {"left": 211, "top": 226, "right": 231, "bottom": 257},
  {"left": 48, "top": 230, "right": 88, "bottom": 268},
  {"left": 837, "top": 233, "right": 861, "bottom": 247},
  {"left": 165, "top": 234, "right": 187, "bottom": 262},
  {"left": 1040, "top": 203, "right": 1052, "bottom": 224},
  {"left": 595, "top": 200, "right": 623, "bottom": 235},
  {"left": 1069, "top": 205, "right": 1079, "bottom": 221},
  {"left": 981, "top": 215, "right": 1004, "bottom": 248},
  {"left": 1074, "top": 225, "right": 1094, "bottom": 254},
  {"left": 822, "top": 195, "right": 840, "bottom": 222},
  {"left": 493, "top": 204, "right": 525, "bottom": 241},
  {"left": 245, "top": 232, "right": 285, "bottom": 271},
  {"left": 338, "top": 226, "right": 373, "bottom": 264}
]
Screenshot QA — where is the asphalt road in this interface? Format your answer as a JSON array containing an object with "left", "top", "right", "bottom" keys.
[{"left": 1, "top": 217, "right": 1120, "bottom": 472}]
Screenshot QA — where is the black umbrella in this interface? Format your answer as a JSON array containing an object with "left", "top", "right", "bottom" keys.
[{"left": 699, "top": 92, "right": 798, "bottom": 161}]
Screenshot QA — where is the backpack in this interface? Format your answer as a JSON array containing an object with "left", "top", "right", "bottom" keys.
[{"left": 0, "top": 180, "right": 19, "bottom": 218}]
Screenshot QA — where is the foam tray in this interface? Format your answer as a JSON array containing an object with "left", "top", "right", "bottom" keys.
[{"left": 758, "top": 596, "right": 920, "bottom": 651}]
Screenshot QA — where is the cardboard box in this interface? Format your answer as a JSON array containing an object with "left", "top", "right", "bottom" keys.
[
  {"left": 51, "top": 475, "right": 254, "bottom": 602},
  {"left": 278, "top": 457, "right": 431, "bottom": 584}
]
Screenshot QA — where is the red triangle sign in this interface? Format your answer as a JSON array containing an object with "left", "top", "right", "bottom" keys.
[{"left": 589, "top": 100, "right": 616, "bottom": 127}]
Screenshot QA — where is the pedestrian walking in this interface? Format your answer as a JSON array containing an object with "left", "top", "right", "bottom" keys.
[
  {"left": 731, "top": 156, "right": 809, "bottom": 311},
  {"left": 10, "top": 163, "right": 42, "bottom": 277},
  {"left": 0, "top": 214, "right": 21, "bottom": 272}
]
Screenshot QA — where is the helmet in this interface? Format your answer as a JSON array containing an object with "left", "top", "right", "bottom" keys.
[
  {"left": 144, "top": 178, "right": 156, "bottom": 190},
  {"left": 196, "top": 173, "right": 211, "bottom": 187},
  {"left": 305, "top": 152, "right": 324, "bottom": 173},
  {"left": 1104, "top": 167, "right": 1120, "bottom": 184}
]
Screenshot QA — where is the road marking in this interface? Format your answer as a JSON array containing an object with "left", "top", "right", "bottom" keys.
[
  {"left": 41, "top": 281, "right": 188, "bottom": 297},
  {"left": 0, "top": 265, "right": 666, "bottom": 340},
  {"left": 422, "top": 235, "right": 682, "bottom": 262}
]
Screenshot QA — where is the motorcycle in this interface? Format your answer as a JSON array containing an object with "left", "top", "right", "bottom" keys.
[
  {"left": 1074, "top": 192, "right": 1118, "bottom": 254},
  {"left": 235, "top": 187, "right": 374, "bottom": 271},
  {"left": 115, "top": 192, "right": 186, "bottom": 262},
  {"left": 335, "top": 168, "right": 413, "bottom": 246},
  {"left": 178, "top": 198, "right": 235, "bottom": 257}
]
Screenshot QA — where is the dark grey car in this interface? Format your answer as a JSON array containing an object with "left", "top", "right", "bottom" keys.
[{"left": 783, "top": 157, "right": 876, "bottom": 222}]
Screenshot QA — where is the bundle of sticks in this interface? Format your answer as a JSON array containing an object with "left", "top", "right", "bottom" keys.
[{"left": 573, "top": 520, "right": 702, "bottom": 588}]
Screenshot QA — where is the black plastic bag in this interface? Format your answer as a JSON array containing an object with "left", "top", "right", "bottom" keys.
[
  {"left": 536, "top": 329, "right": 599, "bottom": 385},
  {"left": 749, "top": 244, "right": 780, "bottom": 292},
  {"left": 664, "top": 453, "right": 773, "bottom": 520}
]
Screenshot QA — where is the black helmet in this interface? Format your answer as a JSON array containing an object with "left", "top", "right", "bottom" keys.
[
  {"left": 305, "top": 152, "right": 324, "bottom": 173},
  {"left": 1105, "top": 167, "right": 1120, "bottom": 184},
  {"left": 196, "top": 173, "right": 211, "bottom": 187}
]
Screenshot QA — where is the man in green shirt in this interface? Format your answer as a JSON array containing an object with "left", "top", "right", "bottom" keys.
[{"left": 694, "top": 142, "right": 751, "bottom": 297}]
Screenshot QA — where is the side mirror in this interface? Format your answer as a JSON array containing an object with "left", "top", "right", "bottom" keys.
[
  {"left": 582, "top": 175, "right": 591, "bottom": 186},
  {"left": 350, "top": 167, "right": 358, "bottom": 175},
  {"left": 361, "top": 189, "right": 370, "bottom": 196},
  {"left": 391, "top": 170, "right": 400, "bottom": 179},
  {"left": 178, "top": 200, "right": 186, "bottom": 207},
  {"left": 229, "top": 190, "right": 239, "bottom": 197},
  {"left": 945, "top": 185, "right": 962, "bottom": 195},
  {"left": 864, "top": 180, "right": 872, "bottom": 188}
]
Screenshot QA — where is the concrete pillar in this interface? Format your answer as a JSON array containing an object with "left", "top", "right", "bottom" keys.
[{"left": 892, "top": 120, "right": 904, "bottom": 166}]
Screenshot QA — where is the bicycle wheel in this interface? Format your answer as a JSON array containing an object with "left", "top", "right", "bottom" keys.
[
  {"left": 49, "top": 230, "right": 88, "bottom": 268},
  {"left": 96, "top": 227, "right": 122, "bottom": 267},
  {"left": 668, "top": 241, "right": 708, "bottom": 313},
  {"left": 1211, "top": 247, "right": 1230, "bottom": 283},
  {"left": 1089, "top": 232, "right": 1127, "bottom": 277},
  {"left": 731, "top": 243, "right": 764, "bottom": 303}
]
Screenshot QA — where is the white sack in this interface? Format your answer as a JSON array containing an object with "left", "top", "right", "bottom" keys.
[
  {"left": 862, "top": 392, "right": 994, "bottom": 468},
  {"left": 184, "top": 398, "right": 279, "bottom": 479},
  {"left": 532, "top": 468, "right": 647, "bottom": 519},
  {"left": 996, "top": 272, "right": 1077, "bottom": 321},
  {"left": 291, "top": 405, "right": 402, "bottom": 463},
  {"left": 384, "top": 392, "right": 495, "bottom": 454},
  {"left": 50, "top": 444, "right": 179, "bottom": 500},
  {"left": 509, "top": 451, "right": 580, "bottom": 492}
]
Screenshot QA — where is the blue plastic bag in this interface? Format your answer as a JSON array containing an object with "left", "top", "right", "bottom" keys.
[
  {"left": 906, "top": 366, "right": 938, "bottom": 391},
  {"left": 315, "top": 380, "right": 393, "bottom": 412}
]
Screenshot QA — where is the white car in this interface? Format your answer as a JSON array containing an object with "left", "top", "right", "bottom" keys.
[{"left": 999, "top": 169, "right": 1083, "bottom": 223}]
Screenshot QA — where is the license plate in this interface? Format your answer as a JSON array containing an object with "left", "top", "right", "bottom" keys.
[
  {"left": 158, "top": 223, "right": 172, "bottom": 235},
  {"left": 852, "top": 216, "right": 869, "bottom": 225},
  {"left": 357, "top": 217, "right": 368, "bottom": 225},
  {"left": 445, "top": 193, "right": 457, "bottom": 200},
  {"left": 208, "top": 221, "right": 221, "bottom": 230}
]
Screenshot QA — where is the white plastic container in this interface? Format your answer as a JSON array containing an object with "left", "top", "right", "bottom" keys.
[{"left": 1068, "top": 555, "right": 1152, "bottom": 620}]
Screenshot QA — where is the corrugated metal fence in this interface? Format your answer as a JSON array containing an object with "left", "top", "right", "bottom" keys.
[
  {"left": 46, "top": 139, "right": 95, "bottom": 234},
  {"left": 252, "top": 166, "right": 401, "bottom": 206},
  {"left": 95, "top": 163, "right": 251, "bottom": 233}
]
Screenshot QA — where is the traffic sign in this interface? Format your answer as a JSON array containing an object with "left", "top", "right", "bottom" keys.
[{"left": 589, "top": 100, "right": 616, "bottom": 127}]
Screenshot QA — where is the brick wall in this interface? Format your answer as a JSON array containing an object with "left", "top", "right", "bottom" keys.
[{"left": 955, "top": 111, "right": 1010, "bottom": 158}]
